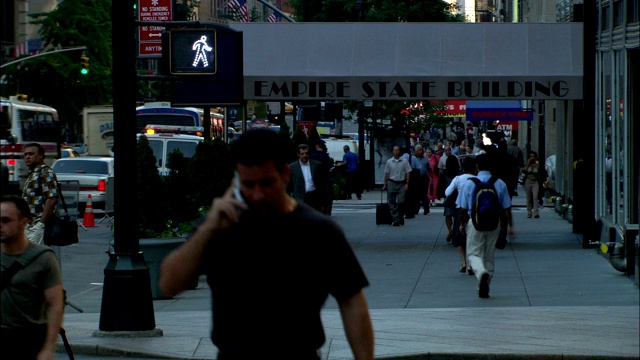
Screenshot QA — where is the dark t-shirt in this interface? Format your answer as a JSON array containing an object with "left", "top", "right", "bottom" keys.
[
  {"left": 444, "top": 154, "right": 460, "bottom": 178},
  {"left": 200, "top": 203, "right": 368, "bottom": 355},
  {"left": 310, "top": 150, "right": 334, "bottom": 190}
]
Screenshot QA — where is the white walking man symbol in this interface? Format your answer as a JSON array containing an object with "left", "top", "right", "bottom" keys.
[{"left": 192, "top": 35, "right": 213, "bottom": 68}]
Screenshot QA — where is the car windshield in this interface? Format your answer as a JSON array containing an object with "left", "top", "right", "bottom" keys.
[{"left": 53, "top": 160, "right": 109, "bottom": 175}]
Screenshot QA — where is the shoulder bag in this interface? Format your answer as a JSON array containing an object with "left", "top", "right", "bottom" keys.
[{"left": 44, "top": 183, "right": 79, "bottom": 247}]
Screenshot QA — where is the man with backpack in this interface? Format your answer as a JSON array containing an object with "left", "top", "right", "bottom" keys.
[{"left": 457, "top": 154, "right": 515, "bottom": 299}]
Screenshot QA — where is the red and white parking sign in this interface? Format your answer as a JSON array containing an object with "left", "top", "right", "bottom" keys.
[{"left": 137, "top": 0, "right": 172, "bottom": 57}]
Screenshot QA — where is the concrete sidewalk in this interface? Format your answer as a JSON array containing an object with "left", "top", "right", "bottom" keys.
[{"left": 57, "top": 186, "right": 639, "bottom": 359}]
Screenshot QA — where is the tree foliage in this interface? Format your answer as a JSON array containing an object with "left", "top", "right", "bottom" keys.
[
  {"left": 288, "top": 0, "right": 464, "bottom": 22},
  {"left": 187, "top": 138, "right": 235, "bottom": 210},
  {"left": 137, "top": 135, "right": 168, "bottom": 238},
  {"left": 1, "top": 0, "right": 112, "bottom": 142},
  {"left": 287, "top": 0, "right": 465, "bottom": 134}
]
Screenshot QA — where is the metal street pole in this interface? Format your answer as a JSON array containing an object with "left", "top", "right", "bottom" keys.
[{"left": 97, "top": 0, "right": 157, "bottom": 334}]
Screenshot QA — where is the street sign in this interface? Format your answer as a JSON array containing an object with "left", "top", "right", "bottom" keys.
[
  {"left": 139, "top": 25, "right": 165, "bottom": 42},
  {"left": 139, "top": 43, "right": 163, "bottom": 56},
  {"left": 137, "top": 0, "right": 172, "bottom": 58}
]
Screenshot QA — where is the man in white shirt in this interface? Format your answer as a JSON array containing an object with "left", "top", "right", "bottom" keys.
[{"left": 287, "top": 144, "right": 323, "bottom": 212}]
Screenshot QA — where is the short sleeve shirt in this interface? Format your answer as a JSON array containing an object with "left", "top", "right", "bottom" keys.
[
  {"left": 342, "top": 151, "right": 359, "bottom": 173},
  {"left": 200, "top": 204, "right": 369, "bottom": 353},
  {"left": 1, "top": 243, "right": 62, "bottom": 329},
  {"left": 384, "top": 157, "right": 412, "bottom": 182},
  {"left": 458, "top": 170, "right": 512, "bottom": 216},
  {"left": 22, "top": 164, "right": 58, "bottom": 220}
]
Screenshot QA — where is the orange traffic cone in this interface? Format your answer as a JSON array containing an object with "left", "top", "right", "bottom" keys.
[{"left": 83, "top": 194, "right": 96, "bottom": 227}]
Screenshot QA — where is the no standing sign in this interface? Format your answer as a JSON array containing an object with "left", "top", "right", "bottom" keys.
[{"left": 137, "top": 0, "right": 172, "bottom": 57}]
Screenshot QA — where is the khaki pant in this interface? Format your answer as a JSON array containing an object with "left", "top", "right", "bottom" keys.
[{"left": 524, "top": 179, "right": 539, "bottom": 217}]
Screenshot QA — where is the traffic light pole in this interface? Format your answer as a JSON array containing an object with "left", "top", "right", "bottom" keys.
[
  {"left": 96, "top": 0, "right": 158, "bottom": 334},
  {"left": 0, "top": 46, "right": 86, "bottom": 69}
]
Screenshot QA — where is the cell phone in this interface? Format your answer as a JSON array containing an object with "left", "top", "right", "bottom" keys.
[{"left": 233, "top": 172, "right": 244, "bottom": 203}]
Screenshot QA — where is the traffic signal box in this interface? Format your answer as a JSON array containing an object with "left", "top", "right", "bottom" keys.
[
  {"left": 167, "top": 29, "right": 217, "bottom": 75},
  {"left": 80, "top": 53, "right": 90, "bottom": 75},
  {"left": 161, "top": 25, "right": 244, "bottom": 107}
]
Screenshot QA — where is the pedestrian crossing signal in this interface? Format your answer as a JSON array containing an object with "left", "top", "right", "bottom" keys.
[
  {"left": 80, "top": 54, "right": 89, "bottom": 75},
  {"left": 168, "top": 29, "right": 217, "bottom": 74}
]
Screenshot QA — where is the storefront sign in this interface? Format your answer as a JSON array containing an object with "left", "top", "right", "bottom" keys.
[{"left": 247, "top": 76, "right": 582, "bottom": 101}]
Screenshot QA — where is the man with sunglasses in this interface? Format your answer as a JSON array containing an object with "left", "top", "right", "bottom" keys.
[{"left": 1, "top": 195, "right": 64, "bottom": 360}]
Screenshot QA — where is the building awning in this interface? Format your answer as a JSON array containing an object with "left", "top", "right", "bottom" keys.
[{"left": 230, "top": 22, "right": 583, "bottom": 101}]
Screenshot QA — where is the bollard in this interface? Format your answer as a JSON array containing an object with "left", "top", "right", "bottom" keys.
[
  {"left": 566, "top": 205, "right": 573, "bottom": 223},
  {"left": 554, "top": 197, "right": 564, "bottom": 214}
]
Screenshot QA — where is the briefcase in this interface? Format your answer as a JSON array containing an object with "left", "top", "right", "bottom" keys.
[{"left": 376, "top": 190, "right": 393, "bottom": 225}]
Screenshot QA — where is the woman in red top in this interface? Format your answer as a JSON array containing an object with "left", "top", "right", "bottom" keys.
[{"left": 425, "top": 147, "right": 440, "bottom": 204}]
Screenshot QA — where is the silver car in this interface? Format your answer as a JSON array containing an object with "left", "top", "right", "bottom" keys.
[{"left": 51, "top": 157, "right": 114, "bottom": 214}]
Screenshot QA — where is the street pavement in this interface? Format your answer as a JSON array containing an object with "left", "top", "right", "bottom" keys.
[{"left": 56, "top": 185, "right": 639, "bottom": 359}]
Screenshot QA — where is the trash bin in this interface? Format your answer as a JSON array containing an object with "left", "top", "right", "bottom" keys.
[{"left": 140, "top": 238, "right": 187, "bottom": 299}]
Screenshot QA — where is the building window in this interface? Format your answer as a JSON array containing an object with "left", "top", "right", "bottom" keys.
[
  {"left": 601, "top": 2, "right": 610, "bottom": 31},
  {"left": 628, "top": 0, "right": 639, "bottom": 23},
  {"left": 613, "top": 0, "right": 624, "bottom": 27}
]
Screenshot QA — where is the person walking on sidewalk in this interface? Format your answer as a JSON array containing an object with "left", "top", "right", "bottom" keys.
[
  {"left": 458, "top": 154, "right": 514, "bottom": 298},
  {"left": 441, "top": 147, "right": 460, "bottom": 242},
  {"left": 414, "top": 144, "right": 431, "bottom": 215},
  {"left": 22, "top": 143, "right": 59, "bottom": 244},
  {"left": 1, "top": 195, "right": 65, "bottom": 360},
  {"left": 382, "top": 145, "right": 413, "bottom": 227},
  {"left": 309, "top": 139, "right": 335, "bottom": 216},
  {"left": 287, "top": 143, "right": 324, "bottom": 213},
  {"left": 425, "top": 147, "right": 440, "bottom": 206},
  {"left": 159, "top": 129, "right": 374, "bottom": 360},
  {"left": 338, "top": 145, "right": 362, "bottom": 200},
  {"left": 522, "top": 151, "right": 541, "bottom": 218},
  {"left": 445, "top": 156, "right": 477, "bottom": 274},
  {"left": 401, "top": 146, "right": 422, "bottom": 218}
]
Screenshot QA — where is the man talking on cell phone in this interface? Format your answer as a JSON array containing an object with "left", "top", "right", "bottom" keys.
[{"left": 159, "top": 128, "right": 374, "bottom": 360}]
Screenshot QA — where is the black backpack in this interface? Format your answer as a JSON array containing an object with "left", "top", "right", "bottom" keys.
[{"left": 468, "top": 176, "right": 502, "bottom": 231}]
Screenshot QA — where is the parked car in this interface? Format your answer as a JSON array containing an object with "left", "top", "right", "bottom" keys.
[
  {"left": 61, "top": 148, "right": 81, "bottom": 158},
  {"left": 52, "top": 157, "right": 115, "bottom": 213}
]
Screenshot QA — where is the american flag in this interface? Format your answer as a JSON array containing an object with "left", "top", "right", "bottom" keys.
[
  {"left": 267, "top": 12, "right": 282, "bottom": 22},
  {"left": 228, "top": 0, "right": 249, "bottom": 22},
  {"left": 14, "top": 37, "right": 43, "bottom": 57}
]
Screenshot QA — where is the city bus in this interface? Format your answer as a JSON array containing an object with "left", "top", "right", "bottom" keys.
[
  {"left": 136, "top": 102, "right": 204, "bottom": 133},
  {"left": 1, "top": 96, "right": 60, "bottom": 192}
]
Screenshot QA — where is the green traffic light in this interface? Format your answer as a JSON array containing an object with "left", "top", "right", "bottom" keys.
[{"left": 80, "top": 68, "right": 89, "bottom": 75}]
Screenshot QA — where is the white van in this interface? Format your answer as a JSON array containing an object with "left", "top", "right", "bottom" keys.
[
  {"left": 323, "top": 138, "right": 359, "bottom": 164},
  {"left": 137, "top": 129, "right": 203, "bottom": 176}
]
